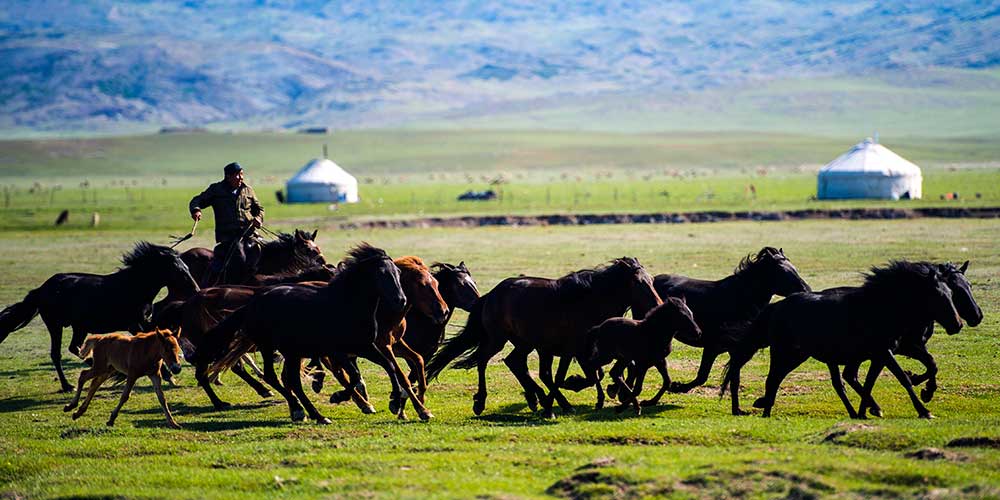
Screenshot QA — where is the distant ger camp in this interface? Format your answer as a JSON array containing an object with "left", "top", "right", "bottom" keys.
[
  {"left": 286, "top": 158, "right": 359, "bottom": 204},
  {"left": 817, "top": 138, "right": 922, "bottom": 200}
]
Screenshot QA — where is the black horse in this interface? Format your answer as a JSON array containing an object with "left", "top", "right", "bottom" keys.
[
  {"left": 565, "top": 297, "right": 702, "bottom": 414},
  {"left": 0, "top": 242, "right": 199, "bottom": 391},
  {"left": 840, "top": 261, "right": 982, "bottom": 417},
  {"left": 205, "top": 244, "right": 409, "bottom": 423},
  {"left": 427, "top": 257, "right": 662, "bottom": 418},
  {"left": 643, "top": 247, "right": 809, "bottom": 403},
  {"left": 721, "top": 261, "right": 963, "bottom": 418}
]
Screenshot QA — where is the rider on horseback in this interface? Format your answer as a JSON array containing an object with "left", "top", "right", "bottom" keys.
[{"left": 189, "top": 162, "right": 264, "bottom": 286}]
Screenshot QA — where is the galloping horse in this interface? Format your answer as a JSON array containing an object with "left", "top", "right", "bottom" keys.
[
  {"left": 206, "top": 244, "right": 411, "bottom": 423},
  {"left": 0, "top": 242, "right": 198, "bottom": 391},
  {"left": 427, "top": 257, "right": 662, "bottom": 418},
  {"left": 647, "top": 247, "right": 809, "bottom": 403},
  {"left": 721, "top": 261, "right": 963, "bottom": 418}
]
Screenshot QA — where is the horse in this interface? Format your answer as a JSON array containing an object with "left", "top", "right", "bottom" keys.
[
  {"left": 0, "top": 242, "right": 198, "bottom": 392},
  {"left": 564, "top": 297, "right": 702, "bottom": 415},
  {"left": 63, "top": 329, "right": 184, "bottom": 429},
  {"left": 720, "top": 261, "right": 963, "bottom": 418},
  {"left": 840, "top": 261, "right": 982, "bottom": 417},
  {"left": 427, "top": 256, "right": 662, "bottom": 418},
  {"left": 323, "top": 256, "right": 449, "bottom": 419},
  {"left": 205, "top": 244, "right": 412, "bottom": 424},
  {"left": 645, "top": 247, "right": 809, "bottom": 403},
  {"left": 155, "top": 229, "right": 326, "bottom": 312}
]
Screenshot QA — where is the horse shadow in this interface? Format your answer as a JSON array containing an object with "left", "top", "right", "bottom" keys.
[
  {"left": 579, "top": 403, "right": 683, "bottom": 421},
  {"left": 472, "top": 403, "right": 561, "bottom": 426},
  {"left": 132, "top": 417, "right": 288, "bottom": 432},
  {"left": 0, "top": 394, "right": 63, "bottom": 413}
]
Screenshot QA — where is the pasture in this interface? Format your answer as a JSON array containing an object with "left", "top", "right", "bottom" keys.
[{"left": 1, "top": 218, "right": 999, "bottom": 499}]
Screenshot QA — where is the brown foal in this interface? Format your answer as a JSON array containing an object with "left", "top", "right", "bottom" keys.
[{"left": 63, "top": 329, "right": 184, "bottom": 429}]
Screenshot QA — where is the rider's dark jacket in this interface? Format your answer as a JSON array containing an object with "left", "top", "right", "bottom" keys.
[{"left": 188, "top": 181, "right": 264, "bottom": 243}]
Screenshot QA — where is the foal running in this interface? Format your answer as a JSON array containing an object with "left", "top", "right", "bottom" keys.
[{"left": 64, "top": 329, "right": 184, "bottom": 429}]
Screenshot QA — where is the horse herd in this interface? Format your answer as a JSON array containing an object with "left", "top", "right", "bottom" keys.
[{"left": 0, "top": 229, "right": 984, "bottom": 428}]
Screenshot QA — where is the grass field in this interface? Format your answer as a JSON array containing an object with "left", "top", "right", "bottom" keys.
[{"left": 1, "top": 218, "right": 999, "bottom": 499}]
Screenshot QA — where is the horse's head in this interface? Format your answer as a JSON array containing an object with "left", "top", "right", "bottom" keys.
[
  {"left": 156, "top": 329, "right": 184, "bottom": 375},
  {"left": 646, "top": 296, "right": 701, "bottom": 342},
  {"left": 124, "top": 242, "right": 199, "bottom": 295},
  {"left": 750, "top": 247, "right": 811, "bottom": 296},
  {"left": 344, "top": 243, "right": 406, "bottom": 314},
  {"left": 294, "top": 229, "right": 326, "bottom": 265},
  {"left": 614, "top": 256, "right": 662, "bottom": 319},
  {"left": 941, "top": 261, "right": 983, "bottom": 327},
  {"left": 397, "top": 256, "right": 449, "bottom": 325},
  {"left": 923, "top": 268, "right": 963, "bottom": 335},
  {"left": 431, "top": 261, "right": 480, "bottom": 312}
]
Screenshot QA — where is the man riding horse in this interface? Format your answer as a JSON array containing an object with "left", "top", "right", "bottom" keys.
[{"left": 189, "top": 162, "right": 264, "bottom": 286}]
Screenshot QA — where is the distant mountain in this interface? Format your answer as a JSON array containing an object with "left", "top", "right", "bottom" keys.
[{"left": 1, "top": 1, "right": 998, "bottom": 135}]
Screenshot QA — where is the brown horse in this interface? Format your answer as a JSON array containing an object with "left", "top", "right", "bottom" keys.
[
  {"left": 427, "top": 257, "right": 662, "bottom": 418},
  {"left": 63, "top": 329, "right": 184, "bottom": 429},
  {"left": 565, "top": 297, "right": 701, "bottom": 414},
  {"left": 324, "top": 256, "right": 449, "bottom": 419}
]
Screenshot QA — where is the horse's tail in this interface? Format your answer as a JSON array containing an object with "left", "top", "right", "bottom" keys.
[
  {"left": 0, "top": 288, "right": 41, "bottom": 344},
  {"left": 426, "top": 299, "right": 486, "bottom": 380},
  {"left": 77, "top": 335, "right": 100, "bottom": 360},
  {"left": 202, "top": 306, "right": 253, "bottom": 378},
  {"left": 719, "top": 307, "right": 774, "bottom": 398}
]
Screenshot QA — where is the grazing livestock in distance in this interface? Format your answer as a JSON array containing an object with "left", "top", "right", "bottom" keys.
[
  {"left": 427, "top": 257, "right": 662, "bottom": 418},
  {"left": 721, "top": 261, "right": 963, "bottom": 418},
  {"left": 63, "top": 329, "right": 185, "bottom": 429},
  {"left": 0, "top": 242, "right": 198, "bottom": 392}
]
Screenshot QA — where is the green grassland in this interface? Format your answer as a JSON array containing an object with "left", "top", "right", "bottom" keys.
[{"left": 1, "top": 219, "right": 999, "bottom": 499}]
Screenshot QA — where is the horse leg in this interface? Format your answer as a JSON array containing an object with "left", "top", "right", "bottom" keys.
[
  {"left": 149, "top": 374, "right": 181, "bottom": 429},
  {"left": 880, "top": 351, "right": 933, "bottom": 419},
  {"left": 64, "top": 367, "right": 96, "bottom": 412},
  {"left": 472, "top": 336, "right": 507, "bottom": 416},
  {"left": 670, "top": 348, "right": 719, "bottom": 393},
  {"left": 503, "top": 345, "right": 546, "bottom": 414},
  {"left": 641, "top": 358, "right": 671, "bottom": 407},
  {"left": 905, "top": 347, "right": 938, "bottom": 403},
  {"left": 827, "top": 363, "right": 858, "bottom": 419},
  {"left": 393, "top": 341, "right": 426, "bottom": 420},
  {"left": 537, "top": 353, "right": 572, "bottom": 417},
  {"left": 609, "top": 361, "right": 635, "bottom": 414},
  {"left": 230, "top": 361, "right": 274, "bottom": 398},
  {"left": 629, "top": 364, "right": 650, "bottom": 415},
  {"left": 71, "top": 373, "right": 110, "bottom": 420},
  {"left": 105, "top": 376, "right": 137, "bottom": 427},
  {"left": 374, "top": 343, "right": 432, "bottom": 421},
  {"left": 242, "top": 353, "right": 266, "bottom": 378},
  {"left": 856, "top": 359, "right": 884, "bottom": 418},
  {"left": 844, "top": 362, "right": 881, "bottom": 418},
  {"left": 42, "top": 318, "right": 73, "bottom": 392},
  {"left": 195, "top": 360, "right": 232, "bottom": 410},
  {"left": 282, "top": 356, "right": 329, "bottom": 425},
  {"left": 261, "top": 351, "right": 303, "bottom": 422},
  {"left": 338, "top": 355, "right": 376, "bottom": 414},
  {"left": 753, "top": 349, "right": 806, "bottom": 418},
  {"left": 306, "top": 357, "right": 326, "bottom": 394}
]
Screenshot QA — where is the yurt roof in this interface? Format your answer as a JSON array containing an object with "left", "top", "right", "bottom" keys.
[
  {"left": 819, "top": 138, "right": 921, "bottom": 177},
  {"left": 287, "top": 158, "right": 357, "bottom": 185}
]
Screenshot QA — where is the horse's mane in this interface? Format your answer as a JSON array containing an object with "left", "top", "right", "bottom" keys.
[
  {"left": 863, "top": 260, "right": 938, "bottom": 292},
  {"left": 254, "top": 265, "right": 337, "bottom": 286},
  {"left": 557, "top": 257, "right": 643, "bottom": 294},
  {"left": 122, "top": 241, "right": 177, "bottom": 268},
  {"left": 328, "top": 243, "right": 390, "bottom": 286},
  {"left": 734, "top": 247, "right": 780, "bottom": 275},
  {"left": 260, "top": 229, "right": 319, "bottom": 269},
  {"left": 395, "top": 256, "right": 429, "bottom": 279}
]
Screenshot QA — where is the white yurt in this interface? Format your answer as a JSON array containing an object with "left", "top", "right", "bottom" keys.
[
  {"left": 285, "top": 158, "right": 359, "bottom": 204},
  {"left": 817, "top": 138, "right": 922, "bottom": 200}
]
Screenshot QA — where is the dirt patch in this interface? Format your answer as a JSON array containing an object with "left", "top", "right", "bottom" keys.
[
  {"left": 547, "top": 459, "right": 670, "bottom": 499},
  {"left": 946, "top": 436, "right": 1000, "bottom": 448},
  {"left": 821, "top": 423, "right": 877, "bottom": 443},
  {"left": 916, "top": 485, "right": 1000, "bottom": 499},
  {"left": 677, "top": 468, "right": 834, "bottom": 499},
  {"left": 905, "top": 448, "right": 967, "bottom": 462},
  {"left": 339, "top": 207, "right": 1000, "bottom": 230}
]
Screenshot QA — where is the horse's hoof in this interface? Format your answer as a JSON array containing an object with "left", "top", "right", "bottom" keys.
[
  {"left": 258, "top": 390, "right": 274, "bottom": 398},
  {"left": 667, "top": 382, "right": 688, "bottom": 394},
  {"left": 329, "top": 391, "right": 351, "bottom": 404},
  {"left": 559, "top": 405, "right": 575, "bottom": 415},
  {"left": 871, "top": 407, "right": 884, "bottom": 418},
  {"left": 472, "top": 398, "right": 486, "bottom": 416},
  {"left": 606, "top": 384, "right": 619, "bottom": 399},
  {"left": 59, "top": 385, "right": 73, "bottom": 394},
  {"left": 752, "top": 397, "right": 769, "bottom": 409},
  {"left": 311, "top": 373, "right": 325, "bottom": 394},
  {"left": 388, "top": 400, "right": 402, "bottom": 415},
  {"left": 419, "top": 411, "right": 433, "bottom": 421},
  {"left": 920, "top": 388, "right": 934, "bottom": 403},
  {"left": 169, "top": 422, "right": 183, "bottom": 430},
  {"left": 105, "top": 420, "right": 115, "bottom": 427},
  {"left": 63, "top": 404, "right": 75, "bottom": 412},
  {"left": 72, "top": 412, "right": 83, "bottom": 421},
  {"left": 397, "top": 412, "right": 408, "bottom": 420},
  {"left": 291, "top": 409, "right": 306, "bottom": 422},
  {"left": 363, "top": 405, "right": 377, "bottom": 414},
  {"left": 317, "top": 417, "right": 332, "bottom": 425},
  {"left": 640, "top": 399, "right": 658, "bottom": 408},
  {"left": 543, "top": 409, "right": 555, "bottom": 419},
  {"left": 525, "top": 395, "right": 538, "bottom": 412},
  {"left": 919, "top": 412, "right": 935, "bottom": 420},
  {"left": 595, "top": 403, "right": 604, "bottom": 411},
  {"left": 732, "top": 409, "right": 751, "bottom": 416}
]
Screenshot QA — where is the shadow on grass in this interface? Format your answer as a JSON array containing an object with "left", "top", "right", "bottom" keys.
[
  {"left": 127, "top": 400, "right": 275, "bottom": 416},
  {"left": 132, "top": 417, "right": 289, "bottom": 432},
  {"left": 472, "top": 402, "right": 560, "bottom": 426},
  {"left": 579, "top": 403, "right": 683, "bottom": 421},
  {"left": 0, "top": 394, "right": 64, "bottom": 412}
]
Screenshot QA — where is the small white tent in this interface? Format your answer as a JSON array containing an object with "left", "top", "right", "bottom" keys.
[
  {"left": 286, "top": 158, "right": 359, "bottom": 204},
  {"left": 817, "top": 138, "right": 922, "bottom": 200}
]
